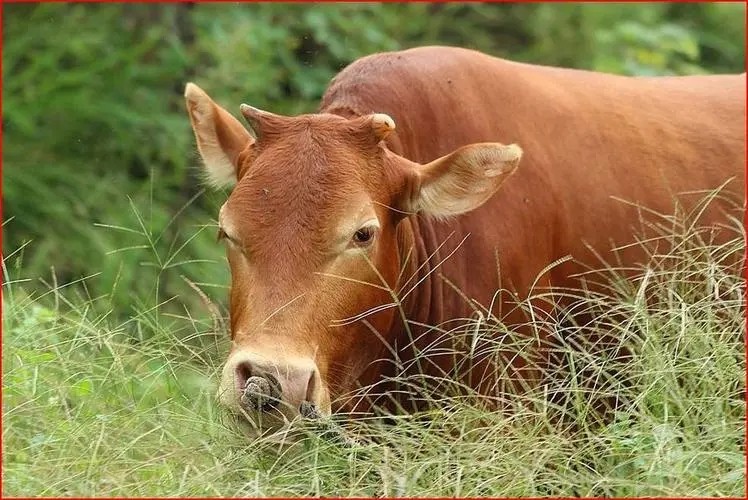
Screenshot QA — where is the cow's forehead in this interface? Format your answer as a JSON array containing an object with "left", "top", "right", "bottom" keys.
[
  {"left": 224, "top": 136, "right": 373, "bottom": 241},
  {"left": 227, "top": 167, "right": 359, "bottom": 222},
  {"left": 236, "top": 136, "right": 365, "bottom": 202},
  {"left": 255, "top": 116, "right": 373, "bottom": 173}
]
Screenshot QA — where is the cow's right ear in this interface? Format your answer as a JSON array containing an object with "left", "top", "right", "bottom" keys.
[
  {"left": 184, "top": 83, "right": 253, "bottom": 188},
  {"left": 404, "top": 143, "right": 522, "bottom": 219}
]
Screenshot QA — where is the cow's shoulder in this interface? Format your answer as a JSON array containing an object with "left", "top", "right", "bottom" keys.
[{"left": 320, "top": 46, "right": 504, "bottom": 110}]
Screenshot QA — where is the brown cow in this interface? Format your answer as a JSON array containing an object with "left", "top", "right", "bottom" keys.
[{"left": 184, "top": 46, "right": 745, "bottom": 431}]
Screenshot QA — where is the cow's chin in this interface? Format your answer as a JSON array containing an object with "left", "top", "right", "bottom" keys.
[
  {"left": 230, "top": 415, "right": 303, "bottom": 444},
  {"left": 232, "top": 412, "right": 298, "bottom": 442},
  {"left": 227, "top": 403, "right": 335, "bottom": 443}
]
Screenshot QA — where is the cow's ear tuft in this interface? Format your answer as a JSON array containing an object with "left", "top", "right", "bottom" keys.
[
  {"left": 184, "top": 83, "right": 253, "bottom": 188},
  {"left": 409, "top": 143, "right": 522, "bottom": 218}
]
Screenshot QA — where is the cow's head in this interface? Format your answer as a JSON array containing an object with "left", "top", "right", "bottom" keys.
[{"left": 184, "top": 83, "right": 521, "bottom": 430}]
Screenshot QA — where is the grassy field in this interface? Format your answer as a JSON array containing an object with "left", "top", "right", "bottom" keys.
[{"left": 2, "top": 196, "right": 745, "bottom": 497}]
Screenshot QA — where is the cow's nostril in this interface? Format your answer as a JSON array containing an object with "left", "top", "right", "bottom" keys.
[
  {"left": 240, "top": 375, "right": 272, "bottom": 411},
  {"left": 235, "top": 362, "right": 253, "bottom": 391},
  {"left": 238, "top": 370, "right": 283, "bottom": 412},
  {"left": 300, "top": 400, "right": 321, "bottom": 419},
  {"left": 305, "top": 369, "right": 317, "bottom": 403}
]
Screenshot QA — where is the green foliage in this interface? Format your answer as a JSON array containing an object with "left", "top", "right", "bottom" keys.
[{"left": 3, "top": 4, "right": 224, "bottom": 316}]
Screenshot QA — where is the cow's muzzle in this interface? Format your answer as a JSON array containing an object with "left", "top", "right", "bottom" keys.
[{"left": 218, "top": 350, "right": 329, "bottom": 427}]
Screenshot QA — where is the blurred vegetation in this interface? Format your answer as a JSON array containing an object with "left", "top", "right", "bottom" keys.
[{"left": 3, "top": 2, "right": 745, "bottom": 318}]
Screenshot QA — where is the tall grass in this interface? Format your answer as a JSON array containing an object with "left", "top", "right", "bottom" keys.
[{"left": 2, "top": 193, "right": 745, "bottom": 496}]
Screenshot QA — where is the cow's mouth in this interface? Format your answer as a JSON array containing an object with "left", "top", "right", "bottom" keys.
[
  {"left": 231, "top": 400, "right": 356, "bottom": 446},
  {"left": 299, "top": 400, "right": 322, "bottom": 419},
  {"left": 232, "top": 386, "right": 327, "bottom": 433}
]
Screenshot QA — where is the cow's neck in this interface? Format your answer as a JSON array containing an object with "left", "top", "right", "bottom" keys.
[{"left": 394, "top": 214, "right": 445, "bottom": 342}]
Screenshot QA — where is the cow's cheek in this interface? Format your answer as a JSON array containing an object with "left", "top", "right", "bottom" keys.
[
  {"left": 345, "top": 241, "right": 403, "bottom": 380},
  {"left": 317, "top": 245, "right": 401, "bottom": 403},
  {"left": 345, "top": 295, "right": 399, "bottom": 383},
  {"left": 227, "top": 263, "right": 253, "bottom": 338}
]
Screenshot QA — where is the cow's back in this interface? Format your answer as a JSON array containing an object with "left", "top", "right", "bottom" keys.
[{"left": 321, "top": 46, "right": 745, "bottom": 310}]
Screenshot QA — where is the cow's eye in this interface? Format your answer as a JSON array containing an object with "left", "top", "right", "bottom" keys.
[
  {"left": 217, "top": 227, "right": 241, "bottom": 248},
  {"left": 352, "top": 225, "right": 377, "bottom": 247}
]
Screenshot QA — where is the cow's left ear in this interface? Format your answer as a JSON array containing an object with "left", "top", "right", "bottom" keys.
[
  {"left": 184, "top": 82, "right": 253, "bottom": 188},
  {"left": 408, "top": 143, "right": 522, "bottom": 218}
]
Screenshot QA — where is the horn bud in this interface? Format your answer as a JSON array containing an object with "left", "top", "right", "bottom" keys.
[
  {"left": 370, "top": 113, "right": 396, "bottom": 141},
  {"left": 240, "top": 103, "right": 269, "bottom": 139}
]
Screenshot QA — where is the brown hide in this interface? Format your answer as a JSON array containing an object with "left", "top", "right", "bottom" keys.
[{"left": 319, "top": 46, "right": 745, "bottom": 409}]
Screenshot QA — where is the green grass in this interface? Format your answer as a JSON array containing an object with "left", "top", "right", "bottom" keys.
[{"left": 2, "top": 196, "right": 745, "bottom": 497}]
